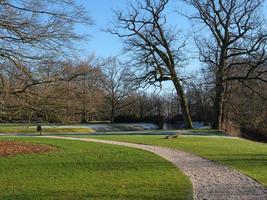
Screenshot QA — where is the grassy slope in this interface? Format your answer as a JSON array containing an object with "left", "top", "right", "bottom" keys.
[
  {"left": 84, "top": 135, "right": 267, "bottom": 187},
  {"left": 0, "top": 137, "right": 192, "bottom": 200},
  {"left": 0, "top": 126, "right": 94, "bottom": 134}
]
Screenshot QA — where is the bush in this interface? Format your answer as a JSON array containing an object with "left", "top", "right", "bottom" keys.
[
  {"left": 114, "top": 115, "right": 165, "bottom": 129},
  {"left": 240, "top": 123, "right": 267, "bottom": 143},
  {"left": 114, "top": 115, "right": 139, "bottom": 123}
]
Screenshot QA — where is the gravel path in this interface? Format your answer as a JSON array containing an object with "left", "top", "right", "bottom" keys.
[{"left": 42, "top": 136, "right": 267, "bottom": 200}]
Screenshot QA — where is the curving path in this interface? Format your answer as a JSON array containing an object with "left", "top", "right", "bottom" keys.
[{"left": 41, "top": 136, "right": 267, "bottom": 200}]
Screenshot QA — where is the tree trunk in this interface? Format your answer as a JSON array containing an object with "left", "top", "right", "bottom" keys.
[
  {"left": 212, "top": 68, "right": 224, "bottom": 129},
  {"left": 203, "top": 96, "right": 209, "bottom": 126},
  {"left": 172, "top": 77, "right": 193, "bottom": 129},
  {"left": 110, "top": 103, "right": 115, "bottom": 123},
  {"left": 212, "top": 45, "right": 228, "bottom": 130}
]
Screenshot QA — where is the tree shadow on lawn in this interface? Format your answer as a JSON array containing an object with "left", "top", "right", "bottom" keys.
[
  {"left": 47, "top": 129, "right": 226, "bottom": 137},
  {"left": 2, "top": 189, "right": 189, "bottom": 200},
  {"left": 1, "top": 128, "right": 226, "bottom": 137},
  {"left": 3, "top": 159, "right": 178, "bottom": 172},
  {"left": 0, "top": 156, "right": 193, "bottom": 200},
  {"left": 208, "top": 154, "right": 267, "bottom": 169}
]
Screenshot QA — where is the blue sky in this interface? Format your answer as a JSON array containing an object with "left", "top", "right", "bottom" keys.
[
  {"left": 81, "top": 0, "right": 125, "bottom": 58},
  {"left": 80, "top": 1, "right": 193, "bottom": 55},
  {"left": 78, "top": 0, "right": 267, "bottom": 75},
  {"left": 78, "top": 0, "right": 201, "bottom": 75}
]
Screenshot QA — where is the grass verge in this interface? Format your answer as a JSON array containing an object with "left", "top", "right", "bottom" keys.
[
  {"left": 82, "top": 135, "right": 267, "bottom": 187},
  {"left": 0, "top": 125, "right": 94, "bottom": 134},
  {"left": 0, "top": 137, "right": 192, "bottom": 200}
]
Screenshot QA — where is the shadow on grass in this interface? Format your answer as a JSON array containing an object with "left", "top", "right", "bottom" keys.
[
  {"left": 1, "top": 188, "right": 191, "bottom": 200},
  {"left": 0, "top": 128, "right": 226, "bottom": 138}
]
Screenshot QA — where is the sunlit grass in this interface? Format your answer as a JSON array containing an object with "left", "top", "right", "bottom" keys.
[
  {"left": 0, "top": 125, "right": 94, "bottom": 134},
  {"left": 83, "top": 134, "right": 267, "bottom": 187},
  {"left": 0, "top": 137, "right": 192, "bottom": 200}
]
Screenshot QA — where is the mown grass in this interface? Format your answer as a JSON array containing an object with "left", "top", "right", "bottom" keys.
[
  {"left": 0, "top": 137, "right": 192, "bottom": 200},
  {"left": 83, "top": 135, "right": 267, "bottom": 187},
  {"left": 0, "top": 126, "right": 94, "bottom": 134},
  {"left": 184, "top": 129, "right": 226, "bottom": 136}
]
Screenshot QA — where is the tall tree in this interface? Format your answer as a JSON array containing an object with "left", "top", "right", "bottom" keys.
[
  {"left": 186, "top": 72, "right": 213, "bottom": 125},
  {"left": 108, "top": 0, "right": 193, "bottom": 128},
  {"left": 102, "top": 58, "right": 136, "bottom": 123},
  {"left": 0, "top": 0, "right": 91, "bottom": 94},
  {"left": 183, "top": 0, "right": 267, "bottom": 129}
]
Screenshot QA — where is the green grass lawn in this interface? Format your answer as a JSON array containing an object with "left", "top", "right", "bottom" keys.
[
  {"left": 0, "top": 125, "right": 94, "bottom": 134},
  {"left": 82, "top": 135, "right": 267, "bottom": 187},
  {"left": 0, "top": 137, "right": 192, "bottom": 200},
  {"left": 183, "top": 129, "right": 226, "bottom": 136}
]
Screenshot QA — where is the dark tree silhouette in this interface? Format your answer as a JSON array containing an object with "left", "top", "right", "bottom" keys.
[
  {"left": 183, "top": 0, "right": 267, "bottom": 129},
  {"left": 108, "top": 0, "right": 193, "bottom": 128}
]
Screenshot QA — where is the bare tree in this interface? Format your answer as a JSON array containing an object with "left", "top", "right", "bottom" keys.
[
  {"left": 0, "top": 58, "right": 106, "bottom": 123},
  {"left": 102, "top": 58, "right": 137, "bottom": 123},
  {"left": 0, "top": 0, "right": 91, "bottom": 94},
  {"left": 186, "top": 72, "right": 213, "bottom": 125},
  {"left": 183, "top": 0, "right": 267, "bottom": 129},
  {"left": 108, "top": 0, "right": 193, "bottom": 128}
]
